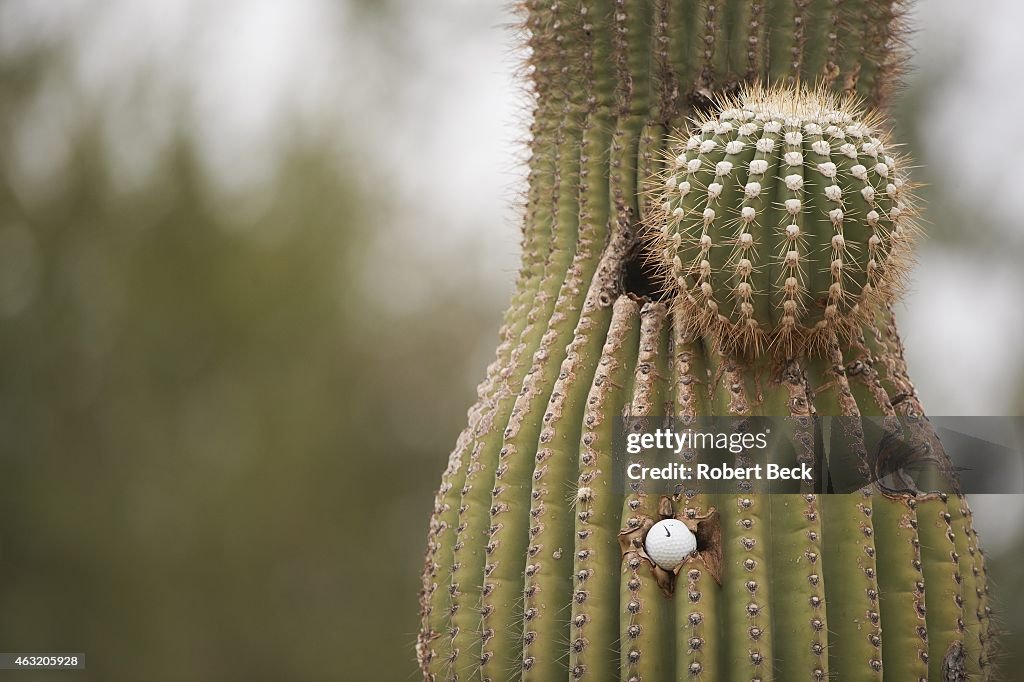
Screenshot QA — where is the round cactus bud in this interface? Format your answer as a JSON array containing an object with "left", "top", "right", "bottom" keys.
[{"left": 646, "top": 86, "right": 917, "bottom": 357}]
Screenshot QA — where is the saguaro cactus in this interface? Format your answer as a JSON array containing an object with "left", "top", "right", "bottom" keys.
[{"left": 417, "top": 1, "right": 992, "bottom": 680}]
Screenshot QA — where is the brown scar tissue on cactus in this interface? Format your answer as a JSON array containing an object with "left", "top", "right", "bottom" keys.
[{"left": 417, "top": 1, "right": 993, "bottom": 681}]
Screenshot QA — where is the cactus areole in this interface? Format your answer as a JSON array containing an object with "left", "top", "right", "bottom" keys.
[{"left": 418, "top": 1, "right": 993, "bottom": 681}]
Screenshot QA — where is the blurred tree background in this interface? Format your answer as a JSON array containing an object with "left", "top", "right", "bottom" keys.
[
  {"left": 0, "top": 1, "right": 514, "bottom": 679},
  {"left": 0, "top": 1, "right": 1019, "bottom": 680}
]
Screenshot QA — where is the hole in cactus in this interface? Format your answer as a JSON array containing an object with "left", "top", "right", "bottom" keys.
[
  {"left": 693, "top": 509, "right": 723, "bottom": 585},
  {"left": 622, "top": 246, "right": 659, "bottom": 300}
]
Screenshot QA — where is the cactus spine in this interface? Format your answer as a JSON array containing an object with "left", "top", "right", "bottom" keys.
[{"left": 418, "top": 1, "right": 993, "bottom": 680}]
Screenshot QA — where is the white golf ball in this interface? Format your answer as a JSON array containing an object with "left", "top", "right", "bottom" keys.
[{"left": 644, "top": 519, "right": 697, "bottom": 570}]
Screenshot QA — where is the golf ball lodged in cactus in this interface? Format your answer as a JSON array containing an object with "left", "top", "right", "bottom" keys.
[
  {"left": 645, "top": 518, "right": 698, "bottom": 570},
  {"left": 647, "top": 87, "right": 917, "bottom": 356}
]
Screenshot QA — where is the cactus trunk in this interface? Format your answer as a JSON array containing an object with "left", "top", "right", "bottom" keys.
[{"left": 418, "top": 1, "right": 993, "bottom": 680}]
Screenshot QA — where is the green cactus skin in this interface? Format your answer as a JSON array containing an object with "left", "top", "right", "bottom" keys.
[
  {"left": 571, "top": 297, "right": 641, "bottom": 681},
  {"left": 417, "top": 1, "right": 994, "bottom": 680}
]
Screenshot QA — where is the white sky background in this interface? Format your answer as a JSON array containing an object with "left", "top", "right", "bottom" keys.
[
  {"left": 904, "top": 0, "right": 1024, "bottom": 549},
  {"left": 3, "top": 0, "right": 1022, "bottom": 547}
]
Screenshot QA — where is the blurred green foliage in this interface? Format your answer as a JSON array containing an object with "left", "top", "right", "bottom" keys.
[{"left": 0, "top": 10, "right": 502, "bottom": 681}]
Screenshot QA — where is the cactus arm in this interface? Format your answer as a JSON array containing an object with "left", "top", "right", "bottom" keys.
[
  {"left": 654, "top": 94, "right": 913, "bottom": 357},
  {"left": 570, "top": 297, "right": 641, "bottom": 681},
  {"left": 618, "top": 303, "right": 675, "bottom": 680}
]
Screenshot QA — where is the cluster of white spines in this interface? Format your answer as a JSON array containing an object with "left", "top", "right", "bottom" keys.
[{"left": 649, "top": 89, "right": 914, "bottom": 356}]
